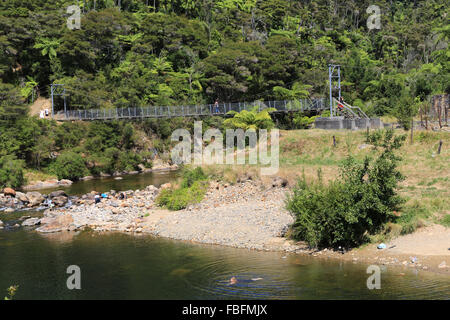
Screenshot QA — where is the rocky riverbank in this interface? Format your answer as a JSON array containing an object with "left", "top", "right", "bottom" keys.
[
  {"left": 10, "top": 177, "right": 299, "bottom": 252},
  {"left": 142, "top": 179, "right": 298, "bottom": 251},
  {"left": 3, "top": 176, "right": 447, "bottom": 275},
  {"left": 0, "top": 187, "right": 73, "bottom": 212}
]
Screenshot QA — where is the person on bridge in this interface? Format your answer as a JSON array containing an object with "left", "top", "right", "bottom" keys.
[
  {"left": 214, "top": 99, "right": 219, "bottom": 113},
  {"left": 338, "top": 96, "right": 344, "bottom": 111}
]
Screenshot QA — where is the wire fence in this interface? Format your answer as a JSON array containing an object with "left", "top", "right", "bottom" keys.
[{"left": 60, "top": 98, "right": 326, "bottom": 121}]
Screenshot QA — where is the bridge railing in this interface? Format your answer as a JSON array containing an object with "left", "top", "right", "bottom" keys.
[{"left": 61, "top": 98, "right": 325, "bottom": 121}]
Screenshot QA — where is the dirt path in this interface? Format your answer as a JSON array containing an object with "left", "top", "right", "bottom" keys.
[
  {"left": 312, "top": 224, "right": 450, "bottom": 275},
  {"left": 386, "top": 224, "right": 450, "bottom": 256},
  {"left": 29, "top": 97, "right": 51, "bottom": 117}
]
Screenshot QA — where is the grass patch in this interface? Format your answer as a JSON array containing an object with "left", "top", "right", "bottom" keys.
[
  {"left": 396, "top": 201, "right": 430, "bottom": 235},
  {"left": 24, "top": 169, "right": 57, "bottom": 183},
  {"left": 440, "top": 215, "right": 450, "bottom": 227}
]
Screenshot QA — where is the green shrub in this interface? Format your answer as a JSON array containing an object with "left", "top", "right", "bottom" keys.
[
  {"left": 116, "top": 151, "right": 142, "bottom": 172},
  {"left": 287, "top": 129, "right": 406, "bottom": 248},
  {"left": 394, "top": 93, "right": 418, "bottom": 130},
  {"left": 84, "top": 136, "right": 103, "bottom": 154},
  {"left": 0, "top": 155, "right": 25, "bottom": 189},
  {"left": 181, "top": 167, "right": 207, "bottom": 188},
  {"left": 156, "top": 167, "right": 209, "bottom": 210},
  {"left": 156, "top": 181, "right": 208, "bottom": 210},
  {"left": 293, "top": 112, "right": 318, "bottom": 129},
  {"left": 50, "top": 152, "right": 87, "bottom": 180},
  {"left": 121, "top": 122, "right": 135, "bottom": 149},
  {"left": 224, "top": 106, "right": 276, "bottom": 131}
]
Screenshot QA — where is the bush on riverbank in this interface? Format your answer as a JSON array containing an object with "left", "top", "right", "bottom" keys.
[
  {"left": 49, "top": 152, "right": 87, "bottom": 181},
  {"left": 0, "top": 156, "right": 25, "bottom": 189},
  {"left": 287, "top": 129, "right": 406, "bottom": 248},
  {"left": 156, "top": 167, "right": 209, "bottom": 210}
]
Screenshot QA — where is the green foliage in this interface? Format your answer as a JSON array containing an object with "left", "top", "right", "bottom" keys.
[
  {"left": 50, "top": 152, "right": 87, "bottom": 181},
  {"left": 4, "top": 285, "right": 18, "bottom": 300},
  {"left": 224, "top": 106, "right": 276, "bottom": 131},
  {"left": 20, "top": 77, "right": 38, "bottom": 101},
  {"left": 287, "top": 129, "right": 406, "bottom": 248},
  {"left": 121, "top": 122, "right": 135, "bottom": 149},
  {"left": 0, "top": 155, "right": 25, "bottom": 189},
  {"left": 33, "top": 38, "right": 60, "bottom": 60},
  {"left": 116, "top": 151, "right": 142, "bottom": 172},
  {"left": 395, "top": 201, "right": 430, "bottom": 235},
  {"left": 0, "top": 0, "right": 448, "bottom": 186},
  {"left": 293, "top": 113, "right": 318, "bottom": 129},
  {"left": 273, "top": 82, "right": 312, "bottom": 100},
  {"left": 0, "top": 81, "right": 27, "bottom": 125},
  {"left": 441, "top": 215, "right": 450, "bottom": 228},
  {"left": 156, "top": 167, "right": 209, "bottom": 210},
  {"left": 180, "top": 166, "right": 207, "bottom": 188},
  {"left": 156, "top": 180, "right": 208, "bottom": 211},
  {"left": 394, "top": 93, "right": 418, "bottom": 130}
]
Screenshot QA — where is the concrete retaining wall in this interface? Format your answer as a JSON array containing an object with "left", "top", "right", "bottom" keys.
[
  {"left": 315, "top": 117, "right": 383, "bottom": 130},
  {"left": 314, "top": 117, "right": 344, "bottom": 130},
  {"left": 369, "top": 118, "right": 383, "bottom": 129}
]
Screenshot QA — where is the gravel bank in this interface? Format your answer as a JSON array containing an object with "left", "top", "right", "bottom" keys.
[
  {"left": 30, "top": 179, "right": 300, "bottom": 252},
  {"left": 142, "top": 180, "right": 300, "bottom": 252}
]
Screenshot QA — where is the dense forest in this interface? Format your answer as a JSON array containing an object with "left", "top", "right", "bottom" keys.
[{"left": 0, "top": 0, "right": 448, "bottom": 188}]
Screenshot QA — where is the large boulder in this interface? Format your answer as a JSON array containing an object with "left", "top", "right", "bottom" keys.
[
  {"left": 3, "top": 188, "right": 15, "bottom": 197},
  {"left": 49, "top": 190, "right": 67, "bottom": 199},
  {"left": 58, "top": 179, "right": 73, "bottom": 186},
  {"left": 36, "top": 214, "right": 74, "bottom": 233},
  {"left": 26, "top": 191, "right": 45, "bottom": 207},
  {"left": 52, "top": 196, "right": 68, "bottom": 207},
  {"left": 22, "top": 217, "right": 41, "bottom": 227},
  {"left": 15, "top": 191, "right": 29, "bottom": 203}
]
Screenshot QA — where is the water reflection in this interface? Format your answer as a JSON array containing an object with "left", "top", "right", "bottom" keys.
[
  {"left": 1, "top": 170, "right": 449, "bottom": 300},
  {"left": 0, "top": 231, "right": 449, "bottom": 299},
  {"left": 32, "top": 170, "right": 179, "bottom": 196}
]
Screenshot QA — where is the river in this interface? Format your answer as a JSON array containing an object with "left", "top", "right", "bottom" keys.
[{"left": 0, "top": 172, "right": 449, "bottom": 299}]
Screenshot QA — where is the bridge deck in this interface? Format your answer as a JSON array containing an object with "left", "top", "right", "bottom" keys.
[{"left": 59, "top": 99, "right": 326, "bottom": 121}]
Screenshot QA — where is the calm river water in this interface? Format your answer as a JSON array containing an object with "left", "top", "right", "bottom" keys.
[{"left": 0, "top": 172, "right": 449, "bottom": 300}]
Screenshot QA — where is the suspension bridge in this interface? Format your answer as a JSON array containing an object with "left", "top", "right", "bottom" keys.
[
  {"left": 56, "top": 98, "right": 329, "bottom": 121},
  {"left": 50, "top": 64, "right": 371, "bottom": 123}
]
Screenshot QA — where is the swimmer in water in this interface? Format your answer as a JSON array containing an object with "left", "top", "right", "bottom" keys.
[{"left": 229, "top": 277, "right": 262, "bottom": 285}]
